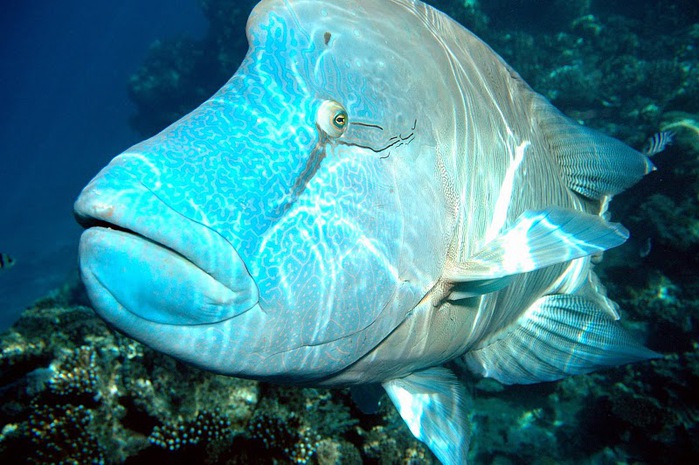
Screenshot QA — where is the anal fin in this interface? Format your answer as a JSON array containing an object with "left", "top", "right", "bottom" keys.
[
  {"left": 463, "top": 294, "right": 660, "bottom": 384},
  {"left": 383, "top": 367, "right": 470, "bottom": 465}
]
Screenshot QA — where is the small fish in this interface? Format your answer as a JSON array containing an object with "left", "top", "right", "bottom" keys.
[
  {"left": 0, "top": 253, "right": 16, "bottom": 270},
  {"left": 643, "top": 130, "right": 674, "bottom": 156}
]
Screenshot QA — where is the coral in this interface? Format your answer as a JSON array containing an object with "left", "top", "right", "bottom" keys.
[
  {"left": 315, "top": 438, "right": 362, "bottom": 465},
  {"left": 361, "top": 424, "right": 433, "bottom": 465},
  {"left": 248, "top": 410, "right": 320, "bottom": 464},
  {"left": 464, "top": 1, "right": 699, "bottom": 146},
  {"left": 0, "top": 278, "right": 258, "bottom": 464},
  {"left": 608, "top": 383, "right": 672, "bottom": 432},
  {"left": 661, "top": 111, "right": 699, "bottom": 154},
  {"left": 149, "top": 408, "right": 233, "bottom": 451},
  {"left": 0, "top": 280, "right": 414, "bottom": 464},
  {"left": 127, "top": 37, "right": 206, "bottom": 136},
  {"left": 297, "top": 388, "right": 358, "bottom": 437},
  {"left": 359, "top": 403, "right": 433, "bottom": 465},
  {"left": 126, "top": 0, "right": 699, "bottom": 149},
  {"left": 478, "top": 0, "right": 592, "bottom": 33},
  {"left": 633, "top": 194, "right": 699, "bottom": 253},
  {"left": 27, "top": 403, "right": 105, "bottom": 465},
  {"left": 48, "top": 346, "right": 100, "bottom": 399}
]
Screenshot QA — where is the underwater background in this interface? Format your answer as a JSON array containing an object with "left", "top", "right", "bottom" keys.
[{"left": 1, "top": 0, "right": 697, "bottom": 463}]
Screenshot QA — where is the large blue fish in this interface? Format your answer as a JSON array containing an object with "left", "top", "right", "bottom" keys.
[{"left": 74, "top": 0, "right": 658, "bottom": 462}]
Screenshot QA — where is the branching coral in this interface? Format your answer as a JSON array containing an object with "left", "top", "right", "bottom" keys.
[
  {"left": 248, "top": 410, "right": 321, "bottom": 464},
  {"left": 149, "top": 409, "right": 233, "bottom": 451},
  {"left": 48, "top": 346, "right": 101, "bottom": 399},
  {"left": 27, "top": 403, "right": 105, "bottom": 465}
]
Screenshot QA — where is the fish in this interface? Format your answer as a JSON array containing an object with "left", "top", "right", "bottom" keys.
[
  {"left": 643, "top": 130, "right": 674, "bottom": 156},
  {"left": 73, "top": 1, "right": 660, "bottom": 463},
  {"left": 0, "top": 253, "right": 15, "bottom": 271}
]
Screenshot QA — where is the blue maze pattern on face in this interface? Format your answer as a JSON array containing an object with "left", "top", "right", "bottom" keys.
[
  {"left": 124, "top": 12, "right": 321, "bottom": 251},
  {"left": 75, "top": 3, "right": 416, "bottom": 377}
]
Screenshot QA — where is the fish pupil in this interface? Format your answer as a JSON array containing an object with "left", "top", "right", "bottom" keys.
[{"left": 334, "top": 112, "right": 347, "bottom": 128}]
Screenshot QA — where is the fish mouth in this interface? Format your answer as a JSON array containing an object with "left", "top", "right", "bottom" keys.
[{"left": 74, "top": 168, "right": 258, "bottom": 326}]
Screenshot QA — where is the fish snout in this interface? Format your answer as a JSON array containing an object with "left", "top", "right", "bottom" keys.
[{"left": 74, "top": 167, "right": 259, "bottom": 327}]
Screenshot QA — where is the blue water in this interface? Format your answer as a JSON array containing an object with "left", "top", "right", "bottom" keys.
[{"left": 0, "top": 1, "right": 207, "bottom": 329}]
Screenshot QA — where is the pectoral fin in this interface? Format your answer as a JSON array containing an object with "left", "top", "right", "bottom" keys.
[
  {"left": 383, "top": 367, "right": 470, "bottom": 465},
  {"left": 445, "top": 208, "right": 628, "bottom": 300}
]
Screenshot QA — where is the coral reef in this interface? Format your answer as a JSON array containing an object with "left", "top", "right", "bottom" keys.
[
  {"left": 0, "top": 274, "right": 259, "bottom": 464},
  {"left": 484, "top": 4, "right": 699, "bottom": 147},
  {"left": 27, "top": 403, "right": 105, "bottom": 465},
  {"left": 5, "top": 277, "right": 693, "bottom": 464},
  {"left": 247, "top": 410, "right": 320, "bottom": 463},
  {"left": 149, "top": 409, "right": 234, "bottom": 451},
  {"left": 0, "top": 276, "right": 428, "bottom": 465}
]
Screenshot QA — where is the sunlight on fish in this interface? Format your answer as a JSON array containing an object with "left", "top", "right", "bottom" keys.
[{"left": 74, "top": 1, "right": 661, "bottom": 463}]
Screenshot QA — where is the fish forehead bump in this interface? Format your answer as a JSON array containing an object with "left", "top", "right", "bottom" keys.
[
  {"left": 244, "top": 0, "right": 458, "bottom": 257},
  {"left": 246, "top": 0, "right": 442, "bottom": 95}
]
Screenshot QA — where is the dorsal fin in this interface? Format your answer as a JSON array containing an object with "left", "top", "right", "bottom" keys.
[{"left": 533, "top": 97, "right": 655, "bottom": 200}]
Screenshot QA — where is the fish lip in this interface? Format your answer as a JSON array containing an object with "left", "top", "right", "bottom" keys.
[
  {"left": 74, "top": 173, "right": 259, "bottom": 322},
  {"left": 74, "top": 192, "right": 203, "bottom": 275},
  {"left": 75, "top": 214, "right": 184, "bottom": 264},
  {"left": 76, "top": 214, "right": 141, "bottom": 241}
]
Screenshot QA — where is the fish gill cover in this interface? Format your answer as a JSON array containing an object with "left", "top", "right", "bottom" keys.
[{"left": 1, "top": 0, "right": 699, "bottom": 463}]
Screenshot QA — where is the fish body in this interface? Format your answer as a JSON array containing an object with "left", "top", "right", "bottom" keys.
[
  {"left": 0, "top": 253, "right": 15, "bottom": 270},
  {"left": 74, "top": 1, "right": 658, "bottom": 463}
]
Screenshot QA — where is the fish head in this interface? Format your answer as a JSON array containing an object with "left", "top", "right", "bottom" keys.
[{"left": 74, "top": 0, "right": 454, "bottom": 382}]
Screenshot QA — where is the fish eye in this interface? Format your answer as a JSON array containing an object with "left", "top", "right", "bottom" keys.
[
  {"left": 317, "top": 100, "right": 348, "bottom": 138},
  {"left": 333, "top": 112, "right": 347, "bottom": 129}
]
